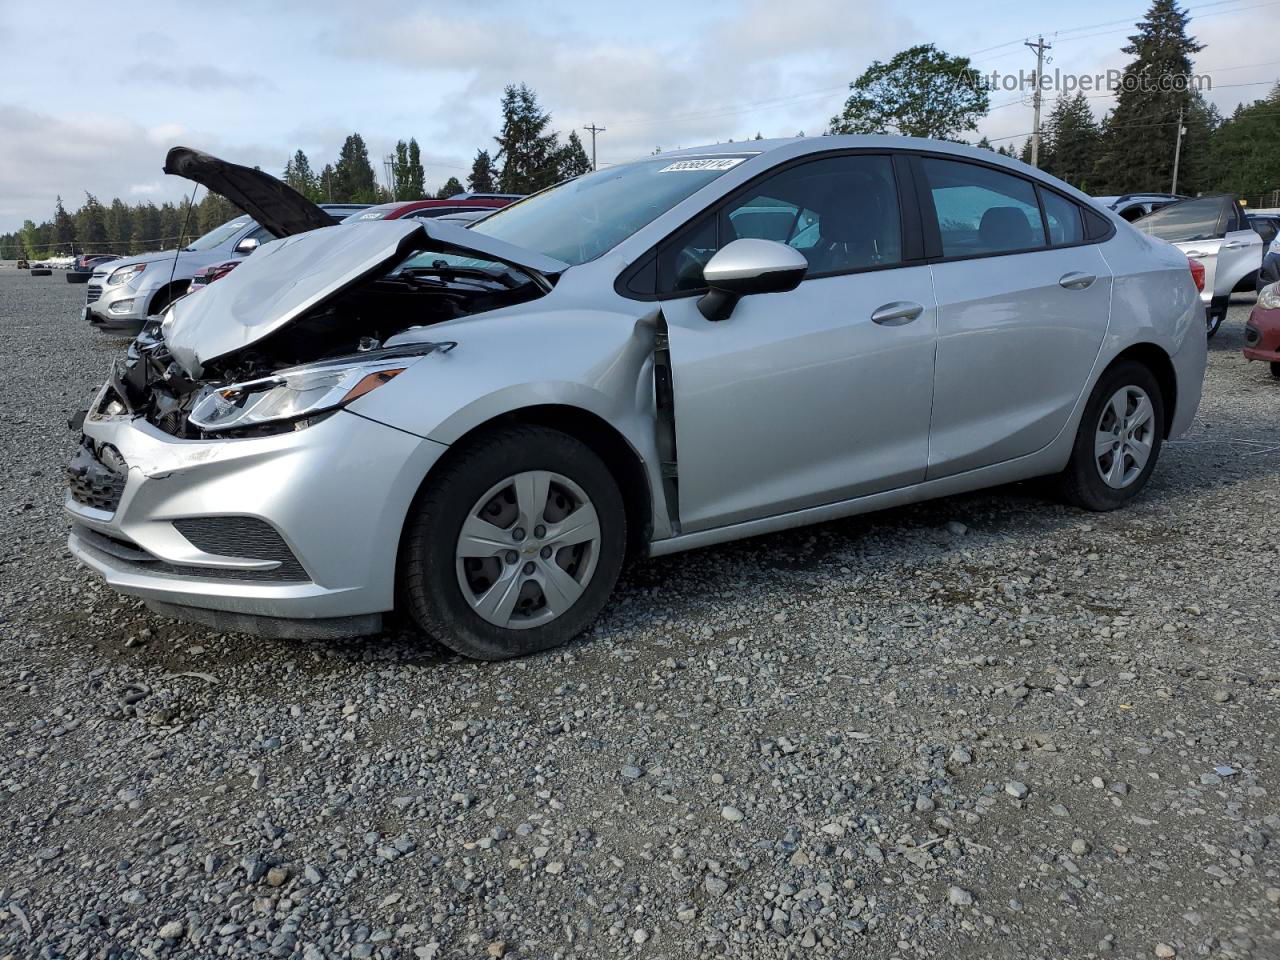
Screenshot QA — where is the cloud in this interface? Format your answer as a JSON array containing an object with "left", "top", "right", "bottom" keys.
[{"left": 118, "top": 62, "right": 274, "bottom": 92}]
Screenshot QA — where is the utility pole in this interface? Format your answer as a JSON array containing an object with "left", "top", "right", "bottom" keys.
[
  {"left": 1024, "top": 36, "right": 1052, "bottom": 167},
  {"left": 583, "top": 123, "right": 606, "bottom": 171},
  {"left": 383, "top": 154, "right": 398, "bottom": 200},
  {"left": 1171, "top": 107, "right": 1186, "bottom": 195}
]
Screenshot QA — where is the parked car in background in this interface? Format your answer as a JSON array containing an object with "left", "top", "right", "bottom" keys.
[
  {"left": 342, "top": 196, "right": 519, "bottom": 224},
  {"left": 1134, "top": 194, "right": 1263, "bottom": 337},
  {"left": 16, "top": 258, "right": 29, "bottom": 269},
  {"left": 1095, "top": 192, "right": 1187, "bottom": 222},
  {"left": 1244, "top": 283, "right": 1280, "bottom": 378},
  {"left": 1246, "top": 213, "right": 1280, "bottom": 292},
  {"left": 85, "top": 147, "right": 369, "bottom": 335},
  {"left": 187, "top": 259, "right": 241, "bottom": 291},
  {"left": 67, "top": 136, "right": 1205, "bottom": 660},
  {"left": 67, "top": 254, "right": 120, "bottom": 284}
]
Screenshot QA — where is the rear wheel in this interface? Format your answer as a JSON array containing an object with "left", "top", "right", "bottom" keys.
[
  {"left": 400, "top": 426, "right": 626, "bottom": 660},
  {"left": 1057, "top": 361, "right": 1165, "bottom": 511},
  {"left": 1271, "top": 361, "right": 1280, "bottom": 379}
]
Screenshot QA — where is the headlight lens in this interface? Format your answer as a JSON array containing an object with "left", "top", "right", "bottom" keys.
[
  {"left": 1258, "top": 282, "right": 1280, "bottom": 310},
  {"left": 188, "top": 356, "right": 415, "bottom": 434},
  {"left": 107, "top": 263, "right": 147, "bottom": 286}
]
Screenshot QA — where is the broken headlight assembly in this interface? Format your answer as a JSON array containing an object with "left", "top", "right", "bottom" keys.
[{"left": 188, "top": 355, "right": 416, "bottom": 435}]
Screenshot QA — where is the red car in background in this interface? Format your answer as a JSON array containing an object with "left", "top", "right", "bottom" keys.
[
  {"left": 341, "top": 193, "right": 520, "bottom": 224},
  {"left": 1244, "top": 283, "right": 1280, "bottom": 379},
  {"left": 185, "top": 194, "right": 523, "bottom": 295}
]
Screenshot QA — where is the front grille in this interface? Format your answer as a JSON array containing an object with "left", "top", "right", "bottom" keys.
[
  {"left": 86, "top": 283, "right": 102, "bottom": 303},
  {"left": 73, "top": 522, "right": 311, "bottom": 583},
  {"left": 66, "top": 440, "right": 126, "bottom": 513},
  {"left": 173, "top": 517, "right": 309, "bottom": 581}
]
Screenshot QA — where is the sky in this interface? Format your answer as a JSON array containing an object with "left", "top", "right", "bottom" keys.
[{"left": 0, "top": 0, "right": 1276, "bottom": 232}]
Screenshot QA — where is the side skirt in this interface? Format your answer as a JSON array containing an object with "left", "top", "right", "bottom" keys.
[{"left": 647, "top": 442, "right": 1068, "bottom": 559}]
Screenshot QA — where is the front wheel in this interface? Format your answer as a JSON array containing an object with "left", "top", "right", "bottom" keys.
[
  {"left": 1206, "top": 307, "right": 1224, "bottom": 339},
  {"left": 400, "top": 426, "right": 626, "bottom": 660},
  {"left": 1057, "top": 361, "right": 1165, "bottom": 511}
]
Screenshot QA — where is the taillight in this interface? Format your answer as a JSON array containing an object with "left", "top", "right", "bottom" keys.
[{"left": 1188, "top": 257, "right": 1205, "bottom": 292}]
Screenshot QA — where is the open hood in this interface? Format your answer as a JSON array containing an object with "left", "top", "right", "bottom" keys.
[
  {"left": 163, "top": 218, "right": 570, "bottom": 377},
  {"left": 163, "top": 146, "right": 336, "bottom": 239}
]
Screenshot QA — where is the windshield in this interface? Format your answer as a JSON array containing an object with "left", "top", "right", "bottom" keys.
[
  {"left": 185, "top": 217, "right": 252, "bottom": 251},
  {"left": 343, "top": 204, "right": 397, "bottom": 223},
  {"left": 470, "top": 155, "right": 752, "bottom": 265},
  {"left": 1135, "top": 197, "right": 1227, "bottom": 243}
]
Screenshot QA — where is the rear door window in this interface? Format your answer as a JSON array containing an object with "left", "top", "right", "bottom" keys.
[{"left": 920, "top": 158, "right": 1046, "bottom": 257}]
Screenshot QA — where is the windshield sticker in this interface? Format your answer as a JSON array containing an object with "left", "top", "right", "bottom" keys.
[{"left": 658, "top": 158, "right": 746, "bottom": 173}]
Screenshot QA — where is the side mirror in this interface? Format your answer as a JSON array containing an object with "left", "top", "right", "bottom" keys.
[
  {"left": 698, "top": 238, "right": 808, "bottom": 322},
  {"left": 234, "top": 236, "right": 260, "bottom": 255}
]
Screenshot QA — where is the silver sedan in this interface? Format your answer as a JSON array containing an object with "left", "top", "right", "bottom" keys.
[{"left": 66, "top": 136, "right": 1206, "bottom": 659}]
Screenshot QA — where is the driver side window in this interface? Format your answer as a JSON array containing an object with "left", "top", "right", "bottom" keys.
[{"left": 654, "top": 154, "right": 903, "bottom": 294}]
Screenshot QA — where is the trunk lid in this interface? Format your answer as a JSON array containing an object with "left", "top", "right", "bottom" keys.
[
  {"left": 163, "top": 218, "right": 570, "bottom": 376},
  {"left": 163, "top": 146, "right": 336, "bottom": 238}
]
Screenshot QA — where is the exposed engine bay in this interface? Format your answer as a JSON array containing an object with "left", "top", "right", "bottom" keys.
[{"left": 101, "top": 256, "right": 547, "bottom": 438}]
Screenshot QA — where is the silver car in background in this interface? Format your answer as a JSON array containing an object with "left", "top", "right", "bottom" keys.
[
  {"left": 67, "top": 136, "right": 1206, "bottom": 659},
  {"left": 85, "top": 149, "right": 368, "bottom": 334}
]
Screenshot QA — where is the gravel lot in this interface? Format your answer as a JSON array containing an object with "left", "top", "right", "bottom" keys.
[{"left": 1, "top": 264, "right": 1278, "bottom": 960}]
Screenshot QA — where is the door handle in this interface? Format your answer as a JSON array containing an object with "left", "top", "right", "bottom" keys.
[
  {"left": 1184, "top": 250, "right": 1210, "bottom": 258},
  {"left": 1221, "top": 241, "right": 1247, "bottom": 250},
  {"left": 1058, "top": 271, "right": 1096, "bottom": 290},
  {"left": 870, "top": 301, "right": 924, "bottom": 325}
]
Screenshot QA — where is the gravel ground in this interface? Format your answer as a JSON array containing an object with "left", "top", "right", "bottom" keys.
[{"left": 1, "top": 264, "right": 1278, "bottom": 960}]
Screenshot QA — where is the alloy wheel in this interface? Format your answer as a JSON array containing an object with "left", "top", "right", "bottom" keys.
[
  {"left": 455, "top": 470, "right": 601, "bottom": 630},
  {"left": 1094, "top": 385, "right": 1156, "bottom": 489}
]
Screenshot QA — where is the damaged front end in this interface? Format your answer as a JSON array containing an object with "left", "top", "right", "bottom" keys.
[{"left": 95, "top": 218, "right": 567, "bottom": 440}]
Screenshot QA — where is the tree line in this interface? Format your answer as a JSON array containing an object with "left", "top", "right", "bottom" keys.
[
  {"left": 1, "top": 83, "right": 591, "bottom": 258},
  {"left": 831, "top": 0, "right": 1275, "bottom": 199},
  {"left": 6, "top": 0, "right": 1277, "bottom": 258}
]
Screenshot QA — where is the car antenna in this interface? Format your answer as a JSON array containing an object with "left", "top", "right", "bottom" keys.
[{"left": 168, "top": 183, "right": 200, "bottom": 298}]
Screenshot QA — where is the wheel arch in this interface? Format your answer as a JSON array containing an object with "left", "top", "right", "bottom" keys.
[
  {"left": 1107, "top": 342, "right": 1177, "bottom": 437},
  {"left": 397, "top": 404, "right": 655, "bottom": 569},
  {"left": 148, "top": 279, "right": 191, "bottom": 314}
]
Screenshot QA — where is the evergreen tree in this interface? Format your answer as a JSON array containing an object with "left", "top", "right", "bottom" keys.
[
  {"left": 1093, "top": 0, "right": 1204, "bottom": 193},
  {"left": 1019, "top": 138, "right": 1033, "bottom": 164},
  {"left": 975, "top": 136, "right": 994, "bottom": 150},
  {"left": 1042, "top": 93, "right": 1102, "bottom": 188},
  {"left": 1208, "top": 86, "right": 1279, "bottom": 196},
  {"left": 556, "top": 130, "right": 592, "bottom": 179},
  {"left": 283, "top": 149, "right": 319, "bottom": 201},
  {"left": 77, "top": 193, "right": 108, "bottom": 250},
  {"left": 493, "top": 84, "right": 561, "bottom": 193},
  {"left": 333, "top": 133, "right": 380, "bottom": 203},
  {"left": 468, "top": 149, "right": 497, "bottom": 192},
  {"left": 52, "top": 196, "right": 76, "bottom": 253},
  {"left": 106, "top": 199, "right": 133, "bottom": 255},
  {"left": 131, "top": 203, "right": 162, "bottom": 254},
  {"left": 437, "top": 176, "right": 464, "bottom": 198},
  {"left": 390, "top": 138, "right": 427, "bottom": 199},
  {"left": 318, "top": 164, "right": 337, "bottom": 202}
]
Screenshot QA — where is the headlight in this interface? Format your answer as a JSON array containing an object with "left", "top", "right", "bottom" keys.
[
  {"left": 107, "top": 263, "right": 147, "bottom": 286},
  {"left": 188, "top": 356, "right": 415, "bottom": 434},
  {"left": 1259, "top": 282, "right": 1280, "bottom": 310}
]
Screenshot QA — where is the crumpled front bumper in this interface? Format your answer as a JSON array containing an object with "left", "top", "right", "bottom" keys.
[{"left": 66, "top": 407, "right": 447, "bottom": 627}]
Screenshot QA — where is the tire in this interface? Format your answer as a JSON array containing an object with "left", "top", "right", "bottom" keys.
[
  {"left": 1270, "top": 361, "right": 1280, "bottom": 379},
  {"left": 29, "top": 267, "right": 51, "bottom": 276},
  {"left": 400, "top": 425, "right": 626, "bottom": 660},
  {"left": 1206, "top": 305, "right": 1224, "bottom": 339},
  {"left": 1057, "top": 360, "right": 1165, "bottom": 512}
]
